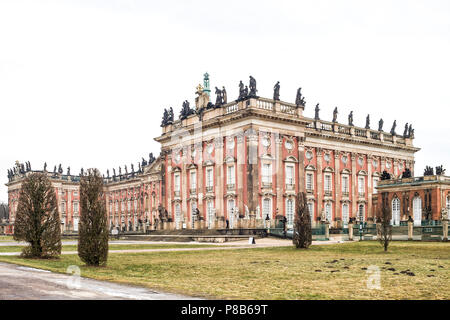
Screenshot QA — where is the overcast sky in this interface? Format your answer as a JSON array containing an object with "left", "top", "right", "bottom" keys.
[{"left": 1, "top": 0, "right": 449, "bottom": 202}]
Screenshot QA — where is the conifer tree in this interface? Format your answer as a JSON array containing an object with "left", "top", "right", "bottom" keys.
[
  {"left": 293, "top": 192, "right": 312, "bottom": 249},
  {"left": 13, "top": 173, "right": 61, "bottom": 258},
  {"left": 78, "top": 169, "right": 109, "bottom": 266},
  {"left": 378, "top": 192, "right": 392, "bottom": 252}
]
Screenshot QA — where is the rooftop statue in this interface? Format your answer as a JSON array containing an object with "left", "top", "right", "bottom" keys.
[
  {"left": 424, "top": 165, "right": 434, "bottom": 176},
  {"left": 131, "top": 163, "right": 134, "bottom": 173},
  {"left": 365, "top": 114, "right": 370, "bottom": 129},
  {"left": 107, "top": 169, "right": 110, "bottom": 178},
  {"left": 168, "top": 107, "right": 174, "bottom": 123},
  {"left": 214, "top": 87, "right": 222, "bottom": 107},
  {"left": 249, "top": 76, "right": 257, "bottom": 97},
  {"left": 124, "top": 165, "right": 128, "bottom": 174},
  {"left": 243, "top": 85, "right": 249, "bottom": 98},
  {"left": 238, "top": 80, "right": 245, "bottom": 100},
  {"left": 314, "top": 103, "right": 320, "bottom": 120},
  {"left": 381, "top": 170, "right": 391, "bottom": 180},
  {"left": 332, "top": 107, "right": 338, "bottom": 123},
  {"left": 222, "top": 86, "right": 227, "bottom": 104},
  {"left": 403, "top": 123, "right": 409, "bottom": 138},
  {"left": 119, "top": 166, "right": 122, "bottom": 175},
  {"left": 161, "top": 108, "right": 169, "bottom": 127},
  {"left": 179, "top": 100, "right": 194, "bottom": 120},
  {"left": 142, "top": 157, "right": 148, "bottom": 167},
  {"left": 113, "top": 168, "right": 116, "bottom": 177},
  {"left": 80, "top": 168, "right": 84, "bottom": 176},
  {"left": 378, "top": 118, "right": 384, "bottom": 131},
  {"left": 58, "top": 164, "right": 63, "bottom": 174},
  {"left": 67, "top": 167, "right": 70, "bottom": 176},
  {"left": 408, "top": 124, "right": 413, "bottom": 138},
  {"left": 401, "top": 168, "right": 412, "bottom": 178},
  {"left": 390, "top": 120, "right": 397, "bottom": 135},
  {"left": 273, "top": 81, "right": 280, "bottom": 101},
  {"left": 348, "top": 111, "right": 354, "bottom": 126},
  {"left": 295, "top": 88, "right": 305, "bottom": 107},
  {"left": 149, "top": 152, "right": 155, "bottom": 163},
  {"left": 436, "top": 165, "right": 446, "bottom": 176},
  {"left": 44, "top": 162, "right": 47, "bottom": 172}
]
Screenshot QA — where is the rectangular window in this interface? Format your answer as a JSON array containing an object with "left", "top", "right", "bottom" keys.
[
  {"left": 285, "top": 165, "right": 294, "bottom": 186},
  {"left": 263, "top": 198, "right": 272, "bottom": 219},
  {"left": 227, "top": 165, "right": 235, "bottom": 185},
  {"left": 307, "top": 202, "right": 314, "bottom": 223},
  {"left": 342, "top": 176, "right": 349, "bottom": 193},
  {"left": 306, "top": 173, "right": 313, "bottom": 191},
  {"left": 174, "top": 174, "right": 180, "bottom": 192},
  {"left": 206, "top": 168, "right": 214, "bottom": 191},
  {"left": 324, "top": 174, "right": 332, "bottom": 192},
  {"left": 262, "top": 163, "right": 272, "bottom": 184},
  {"left": 190, "top": 171, "right": 196, "bottom": 190},
  {"left": 372, "top": 178, "right": 378, "bottom": 194},
  {"left": 73, "top": 202, "right": 79, "bottom": 213},
  {"left": 358, "top": 176, "right": 365, "bottom": 194}
]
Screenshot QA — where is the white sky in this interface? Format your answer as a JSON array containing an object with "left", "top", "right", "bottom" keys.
[{"left": 1, "top": 0, "right": 449, "bottom": 202}]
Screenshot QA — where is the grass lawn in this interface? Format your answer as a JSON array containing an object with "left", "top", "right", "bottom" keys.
[
  {"left": 0, "top": 243, "right": 219, "bottom": 253},
  {"left": 0, "top": 241, "right": 448, "bottom": 300},
  {"left": 0, "top": 236, "right": 13, "bottom": 241}
]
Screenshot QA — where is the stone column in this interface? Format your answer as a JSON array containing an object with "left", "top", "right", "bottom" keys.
[
  {"left": 236, "top": 133, "right": 245, "bottom": 215},
  {"left": 316, "top": 148, "right": 323, "bottom": 219},
  {"left": 196, "top": 143, "right": 204, "bottom": 219},
  {"left": 181, "top": 153, "right": 188, "bottom": 228},
  {"left": 325, "top": 221, "right": 330, "bottom": 240},
  {"left": 443, "top": 219, "right": 448, "bottom": 241},
  {"left": 367, "top": 154, "right": 373, "bottom": 221},
  {"left": 247, "top": 130, "right": 259, "bottom": 214},
  {"left": 408, "top": 220, "right": 413, "bottom": 240},
  {"left": 166, "top": 155, "right": 172, "bottom": 220},
  {"left": 214, "top": 137, "right": 224, "bottom": 219},
  {"left": 334, "top": 151, "right": 341, "bottom": 226},
  {"left": 297, "top": 136, "right": 305, "bottom": 193},
  {"left": 348, "top": 222, "right": 354, "bottom": 240},
  {"left": 351, "top": 153, "right": 357, "bottom": 218},
  {"left": 275, "top": 136, "right": 284, "bottom": 217}
]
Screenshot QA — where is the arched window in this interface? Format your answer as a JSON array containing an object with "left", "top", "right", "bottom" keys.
[
  {"left": 447, "top": 195, "right": 450, "bottom": 211},
  {"left": 358, "top": 204, "right": 365, "bottom": 222},
  {"left": 413, "top": 197, "right": 422, "bottom": 226},
  {"left": 263, "top": 198, "right": 272, "bottom": 220},
  {"left": 391, "top": 197, "right": 401, "bottom": 226},
  {"left": 342, "top": 203, "right": 349, "bottom": 227},
  {"left": 174, "top": 203, "right": 181, "bottom": 229},
  {"left": 325, "top": 203, "right": 332, "bottom": 222},
  {"left": 207, "top": 201, "right": 214, "bottom": 229},
  {"left": 190, "top": 201, "right": 197, "bottom": 228},
  {"left": 307, "top": 202, "right": 314, "bottom": 224},
  {"left": 227, "top": 199, "right": 235, "bottom": 229},
  {"left": 286, "top": 198, "right": 294, "bottom": 228}
]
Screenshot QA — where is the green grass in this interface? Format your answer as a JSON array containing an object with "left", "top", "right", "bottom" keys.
[
  {"left": 0, "top": 236, "right": 13, "bottom": 241},
  {"left": 0, "top": 243, "right": 219, "bottom": 253},
  {"left": 0, "top": 241, "right": 448, "bottom": 300}
]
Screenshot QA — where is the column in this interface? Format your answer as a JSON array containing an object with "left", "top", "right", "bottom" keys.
[
  {"left": 237, "top": 133, "right": 245, "bottom": 214},
  {"left": 196, "top": 143, "right": 204, "bottom": 220},
  {"left": 297, "top": 136, "right": 305, "bottom": 193},
  {"left": 334, "top": 151, "right": 341, "bottom": 226},
  {"left": 316, "top": 148, "right": 323, "bottom": 218},
  {"left": 367, "top": 154, "right": 373, "bottom": 222},
  {"left": 214, "top": 137, "right": 224, "bottom": 219},
  {"left": 247, "top": 129, "right": 259, "bottom": 214},
  {"left": 351, "top": 152, "right": 357, "bottom": 218},
  {"left": 275, "top": 136, "right": 284, "bottom": 216}
]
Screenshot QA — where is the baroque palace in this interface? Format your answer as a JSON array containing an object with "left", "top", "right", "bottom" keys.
[{"left": 7, "top": 73, "right": 443, "bottom": 234}]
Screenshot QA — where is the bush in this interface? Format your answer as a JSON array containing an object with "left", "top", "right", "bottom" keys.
[{"left": 13, "top": 173, "right": 61, "bottom": 258}]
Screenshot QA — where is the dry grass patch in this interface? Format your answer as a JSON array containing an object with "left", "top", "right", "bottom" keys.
[{"left": 0, "top": 241, "right": 448, "bottom": 299}]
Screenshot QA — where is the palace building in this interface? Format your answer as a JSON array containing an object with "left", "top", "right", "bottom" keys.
[{"left": 6, "top": 75, "right": 428, "bottom": 233}]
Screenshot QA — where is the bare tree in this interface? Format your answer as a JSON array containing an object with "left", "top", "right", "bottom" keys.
[
  {"left": 78, "top": 169, "right": 109, "bottom": 266},
  {"left": 293, "top": 192, "right": 312, "bottom": 249},
  {"left": 378, "top": 192, "right": 392, "bottom": 252},
  {"left": 13, "top": 173, "right": 61, "bottom": 258}
]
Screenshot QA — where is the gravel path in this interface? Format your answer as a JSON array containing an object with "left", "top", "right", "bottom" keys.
[{"left": 0, "top": 262, "right": 198, "bottom": 300}]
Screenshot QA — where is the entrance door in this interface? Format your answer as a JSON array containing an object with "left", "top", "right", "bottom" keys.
[{"left": 73, "top": 217, "right": 79, "bottom": 232}]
